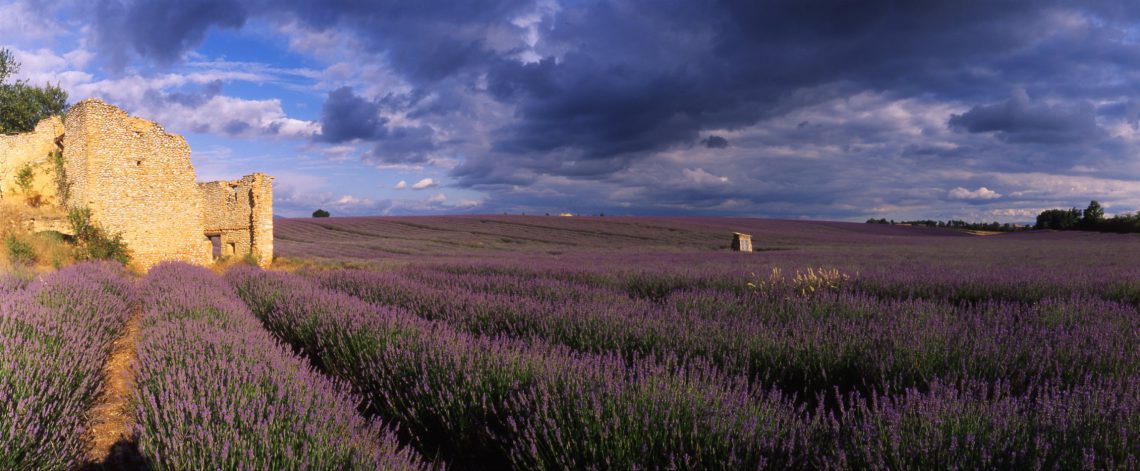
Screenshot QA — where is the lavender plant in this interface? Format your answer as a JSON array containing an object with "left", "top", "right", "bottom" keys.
[
  {"left": 134, "top": 262, "right": 423, "bottom": 470},
  {"left": 312, "top": 267, "right": 1140, "bottom": 404},
  {"left": 260, "top": 215, "right": 1140, "bottom": 468},
  {"left": 228, "top": 266, "right": 812, "bottom": 469},
  {"left": 0, "top": 262, "right": 133, "bottom": 469}
]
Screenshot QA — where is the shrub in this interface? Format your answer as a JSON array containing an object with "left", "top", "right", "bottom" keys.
[
  {"left": 68, "top": 207, "right": 130, "bottom": 265},
  {"left": 242, "top": 251, "right": 260, "bottom": 266},
  {"left": 313, "top": 208, "right": 330, "bottom": 218},
  {"left": 14, "top": 164, "right": 33, "bottom": 194},
  {"left": 4, "top": 234, "right": 35, "bottom": 266}
]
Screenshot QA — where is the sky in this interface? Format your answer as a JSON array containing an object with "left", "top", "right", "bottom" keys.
[{"left": 3, "top": 0, "right": 1140, "bottom": 221}]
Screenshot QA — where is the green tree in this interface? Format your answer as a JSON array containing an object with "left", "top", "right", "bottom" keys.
[
  {"left": 312, "top": 209, "right": 331, "bottom": 218},
  {"left": 0, "top": 48, "right": 68, "bottom": 134},
  {"left": 1035, "top": 208, "right": 1082, "bottom": 230},
  {"left": 1081, "top": 200, "right": 1105, "bottom": 228}
]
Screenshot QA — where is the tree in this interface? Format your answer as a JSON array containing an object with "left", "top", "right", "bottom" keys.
[
  {"left": 0, "top": 48, "right": 68, "bottom": 134},
  {"left": 1035, "top": 208, "right": 1082, "bottom": 230},
  {"left": 312, "top": 209, "right": 330, "bottom": 218},
  {"left": 1081, "top": 200, "right": 1105, "bottom": 228}
]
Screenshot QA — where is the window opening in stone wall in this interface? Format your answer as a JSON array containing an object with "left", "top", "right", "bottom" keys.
[
  {"left": 208, "top": 235, "right": 221, "bottom": 259},
  {"left": 227, "top": 242, "right": 236, "bottom": 256},
  {"left": 136, "top": 160, "right": 142, "bottom": 166}
]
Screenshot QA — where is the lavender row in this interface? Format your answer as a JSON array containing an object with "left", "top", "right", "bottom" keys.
[
  {"left": 235, "top": 266, "right": 1140, "bottom": 468},
  {"left": 0, "top": 262, "right": 134, "bottom": 469},
  {"left": 227, "top": 266, "right": 811, "bottom": 469},
  {"left": 823, "top": 377, "right": 1139, "bottom": 469},
  {"left": 380, "top": 237, "right": 1140, "bottom": 305},
  {"left": 312, "top": 267, "right": 1140, "bottom": 403},
  {"left": 134, "top": 263, "right": 422, "bottom": 470}
]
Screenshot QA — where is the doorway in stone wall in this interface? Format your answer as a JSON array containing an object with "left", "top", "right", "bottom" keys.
[{"left": 207, "top": 234, "right": 221, "bottom": 260}]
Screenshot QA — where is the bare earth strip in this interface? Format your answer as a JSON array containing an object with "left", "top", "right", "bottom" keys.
[{"left": 82, "top": 305, "right": 143, "bottom": 469}]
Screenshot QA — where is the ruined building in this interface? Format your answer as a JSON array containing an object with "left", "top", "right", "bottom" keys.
[
  {"left": 731, "top": 232, "right": 753, "bottom": 252},
  {"left": 0, "top": 99, "right": 272, "bottom": 269}
]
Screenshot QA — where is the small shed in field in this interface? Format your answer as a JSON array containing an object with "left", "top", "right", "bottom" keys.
[{"left": 732, "top": 232, "right": 753, "bottom": 252}]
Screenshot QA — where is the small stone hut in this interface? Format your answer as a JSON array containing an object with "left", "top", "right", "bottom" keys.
[
  {"left": 0, "top": 99, "right": 273, "bottom": 270},
  {"left": 732, "top": 232, "right": 753, "bottom": 252}
]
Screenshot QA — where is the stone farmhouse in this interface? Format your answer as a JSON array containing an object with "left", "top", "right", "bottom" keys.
[{"left": 0, "top": 99, "right": 272, "bottom": 270}]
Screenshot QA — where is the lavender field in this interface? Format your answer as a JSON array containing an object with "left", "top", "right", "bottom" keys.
[
  {"left": 0, "top": 216, "right": 1138, "bottom": 469},
  {"left": 269, "top": 216, "right": 1140, "bottom": 468}
]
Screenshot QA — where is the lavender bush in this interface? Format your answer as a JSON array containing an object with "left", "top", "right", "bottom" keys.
[
  {"left": 294, "top": 263, "right": 1140, "bottom": 468},
  {"left": 0, "top": 262, "right": 133, "bottom": 469},
  {"left": 313, "top": 268, "right": 1140, "bottom": 403},
  {"left": 134, "top": 262, "right": 423, "bottom": 470},
  {"left": 825, "top": 378, "right": 1140, "bottom": 469},
  {"left": 260, "top": 216, "right": 1140, "bottom": 468},
  {"left": 228, "top": 266, "right": 812, "bottom": 469}
]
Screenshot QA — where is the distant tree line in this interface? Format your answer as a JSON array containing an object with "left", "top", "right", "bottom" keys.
[
  {"left": 1035, "top": 200, "right": 1140, "bottom": 233},
  {"left": 865, "top": 218, "right": 1025, "bottom": 232}
]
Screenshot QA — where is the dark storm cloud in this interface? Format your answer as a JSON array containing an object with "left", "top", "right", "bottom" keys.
[
  {"left": 92, "top": 0, "right": 529, "bottom": 79},
  {"left": 83, "top": 0, "right": 1140, "bottom": 217},
  {"left": 464, "top": 0, "right": 1140, "bottom": 184},
  {"left": 702, "top": 136, "right": 729, "bottom": 149},
  {"left": 949, "top": 89, "right": 1104, "bottom": 144},
  {"left": 316, "top": 87, "right": 438, "bottom": 164},
  {"left": 316, "top": 87, "right": 385, "bottom": 143},
  {"left": 367, "top": 125, "right": 437, "bottom": 165},
  {"left": 94, "top": 0, "right": 247, "bottom": 68}
]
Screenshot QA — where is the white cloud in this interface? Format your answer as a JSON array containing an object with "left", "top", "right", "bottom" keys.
[
  {"left": 395, "top": 180, "right": 407, "bottom": 189},
  {"left": 457, "top": 199, "right": 483, "bottom": 208},
  {"left": 6, "top": 48, "right": 321, "bottom": 140},
  {"left": 412, "top": 177, "right": 437, "bottom": 190},
  {"left": 335, "top": 195, "right": 366, "bottom": 205},
  {"left": 426, "top": 193, "right": 447, "bottom": 204},
  {"left": 0, "top": 3, "right": 63, "bottom": 46},
  {"left": 948, "top": 186, "right": 1002, "bottom": 200},
  {"left": 681, "top": 168, "right": 729, "bottom": 186}
]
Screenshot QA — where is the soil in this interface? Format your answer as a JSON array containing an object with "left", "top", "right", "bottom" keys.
[{"left": 81, "top": 306, "right": 147, "bottom": 470}]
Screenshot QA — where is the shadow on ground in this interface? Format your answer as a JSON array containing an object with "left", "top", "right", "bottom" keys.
[{"left": 78, "top": 438, "right": 149, "bottom": 471}]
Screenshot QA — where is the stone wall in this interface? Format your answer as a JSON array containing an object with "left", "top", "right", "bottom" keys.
[
  {"left": 63, "top": 99, "right": 211, "bottom": 269},
  {"left": 200, "top": 173, "right": 273, "bottom": 267},
  {"left": 732, "top": 232, "right": 753, "bottom": 252},
  {"left": 0, "top": 116, "right": 64, "bottom": 205},
  {"left": 0, "top": 99, "right": 273, "bottom": 271}
]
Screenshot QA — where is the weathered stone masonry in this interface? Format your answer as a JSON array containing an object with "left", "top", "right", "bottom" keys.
[
  {"left": 200, "top": 173, "right": 273, "bottom": 263},
  {"left": 0, "top": 116, "right": 64, "bottom": 204},
  {"left": 0, "top": 99, "right": 273, "bottom": 270}
]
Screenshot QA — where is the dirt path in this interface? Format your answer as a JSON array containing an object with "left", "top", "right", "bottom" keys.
[{"left": 82, "top": 305, "right": 143, "bottom": 469}]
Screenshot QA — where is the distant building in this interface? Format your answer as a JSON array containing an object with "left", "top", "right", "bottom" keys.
[{"left": 732, "top": 232, "right": 753, "bottom": 252}]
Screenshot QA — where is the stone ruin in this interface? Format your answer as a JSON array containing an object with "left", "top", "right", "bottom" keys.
[
  {"left": 732, "top": 232, "right": 753, "bottom": 252},
  {"left": 0, "top": 99, "right": 272, "bottom": 270}
]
